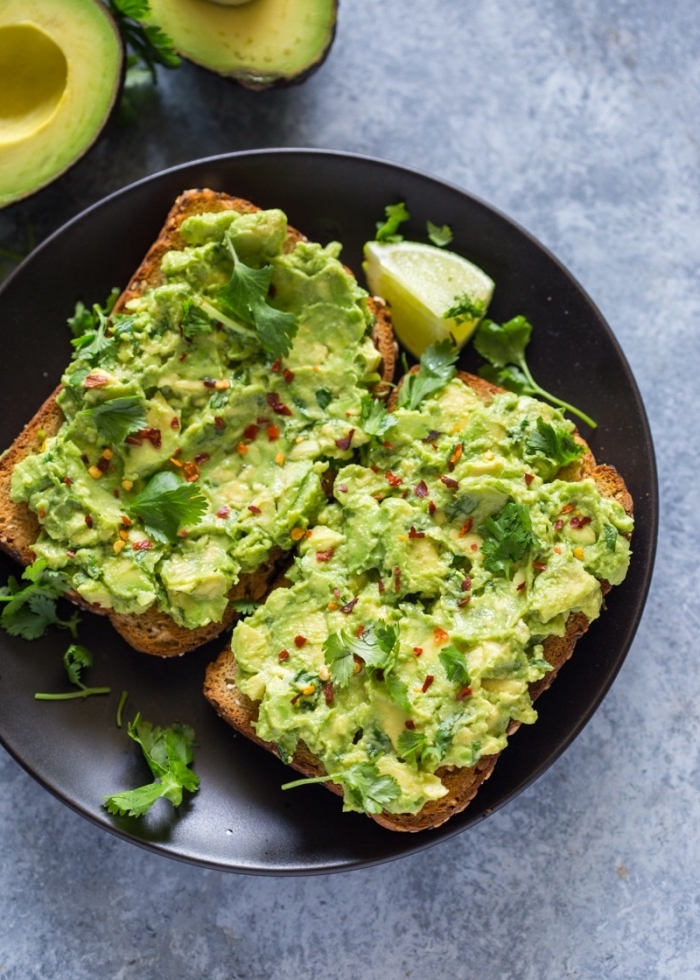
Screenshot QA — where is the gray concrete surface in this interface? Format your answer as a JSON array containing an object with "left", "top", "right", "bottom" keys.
[{"left": 1, "top": 0, "right": 698, "bottom": 977}]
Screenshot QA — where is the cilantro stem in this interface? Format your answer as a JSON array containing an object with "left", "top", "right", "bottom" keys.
[
  {"left": 517, "top": 358, "right": 597, "bottom": 430},
  {"left": 35, "top": 685, "right": 111, "bottom": 701},
  {"left": 0, "top": 247, "right": 24, "bottom": 263},
  {"left": 116, "top": 690, "right": 128, "bottom": 728},
  {"left": 197, "top": 299, "right": 257, "bottom": 340},
  {"left": 281, "top": 774, "right": 338, "bottom": 790}
]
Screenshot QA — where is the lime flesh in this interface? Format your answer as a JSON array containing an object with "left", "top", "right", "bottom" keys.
[{"left": 363, "top": 240, "right": 495, "bottom": 358}]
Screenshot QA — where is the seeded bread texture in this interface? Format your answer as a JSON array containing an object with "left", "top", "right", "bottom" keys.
[
  {"left": 203, "top": 370, "right": 633, "bottom": 831},
  {"left": 0, "top": 189, "right": 396, "bottom": 657}
]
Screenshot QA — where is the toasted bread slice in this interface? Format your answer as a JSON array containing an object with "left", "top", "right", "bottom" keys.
[
  {"left": 0, "top": 190, "right": 396, "bottom": 657},
  {"left": 204, "top": 370, "right": 633, "bottom": 831}
]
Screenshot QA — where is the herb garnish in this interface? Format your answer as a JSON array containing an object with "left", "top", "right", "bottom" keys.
[
  {"left": 104, "top": 713, "right": 200, "bottom": 818},
  {"left": 282, "top": 762, "right": 400, "bottom": 814},
  {"left": 397, "top": 339, "right": 458, "bottom": 411},
  {"left": 360, "top": 396, "right": 397, "bottom": 440},
  {"left": 35, "top": 644, "right": 111, "bottom": 701},
  {"left": 375, "top": 202, "right": 410, "bottom": 243},
  {"left": 107, "top": 1, "right": 180, "bottom": 85},
  {"left": 180, "top": 300, "right": 214, "bottom": 339},
  {"left": 397, "top": 728, "right": 426, "bottom": 763},
  {"left": 426, "top": 221, "right": 453, "bottom": 248},
  {"left": 217, "top": 234, "right": 298, "bottom": 359},
  {"left": 479, "top": 501, "right": 537, "bottom": 578},
  {"left": 439, "top": 645, "right": 470, "bottom": 685},
  {"left": 323, "top": 623, "right": 399, "bottom": 687},
  {"left": 82, "top": 396, "right": 147, "bottom": 445},
  {"left": 116, "top": 690, "right": 129, "bottom": 728},
  {"left": 445, "top": 294, "right": 487, "bottom": 324},
  {"left": 524, "top": 417, "right": 584, "bottom": 468},
  {"left": 0, "top": 560, "right": 79, "bottom": 640},
  {"left": 129, "top": 471, "right": 208, "bottom": 544},
  {"left": 230, "top": 599, "right": 262, "bottom": 617},
  {"left": 67, "top": 288, "right": 120, "bottom": 338},
  {"left": 473, "top": 316, "right": 597, "bottom": 429}
]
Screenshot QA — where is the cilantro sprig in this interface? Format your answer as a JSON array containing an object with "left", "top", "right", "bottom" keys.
[
  {"left": 479, "top": 501, "right": 537, "bottom": 578},
  {"left": 360, "top": 396, "right": 397, "bottom": 441},
  {"left": 445, "top": 294, "right": 487, "bottom": 324},
  {"left": 438, "top": 645, "right": 470, "bottom": 685},
  {"left": 67, "top": 288, "right": 120, "bottom": 338},
  {"left": 322, "top": 623, "right": 399, "bottom": 688},
  {"left": 375, "top": 202, "right": 410, "bottom": 243},
  {"left": 524, "top": 417, "right": 584, "bottom": 468},
  {"left": 217, "top": 235, "right": 298, "bottom": 359},
  {"left": 35, "top": 644, "right": 111, "bottom": 701},
  {"left": 104, "top": 713, "right": 200, "bottom": 818},
  {"left": 0, "top": 560, "right": 80, "bottom": 640},
  {"left": 107, "top": 1, "right": 180, "bottom": 85},
  {"left": 129, "top": 471, "right": 208, "bottom": 544},
  {"left": 474, "top": 316, "right": 597, "bottom": 429},
  {"left": 282, "top": 762, "right": 400, "bottom": 814},
  {"left": 426, "top": 221, "right": 453, "bottom": 248},
  {"left": 397, "top": 339, "right": 458, "bottom": 411},
  {"left": 82, "top": 396, "right": 147, "bottom": 445}
]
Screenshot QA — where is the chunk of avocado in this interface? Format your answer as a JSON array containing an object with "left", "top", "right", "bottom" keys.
[
  {"left": 0, "top": 0, "right": 123, "bottom": 209},
  {"left": 147, "top": 0, "right": 337, "bottom": 91}
]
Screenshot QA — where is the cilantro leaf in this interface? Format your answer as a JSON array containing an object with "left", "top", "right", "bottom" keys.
[
  {"left": 397, "top": 339, "right": 458, "bottom": 411},
  {"left": 479, "top": 501, "right": 537, "bottom": 578},
  {"left": 315, "top": 388, "right": 333, "bottom": 410},
  {"left": 82, "top": 396, "right": 147, "bottom": 445},
  {"left": 104, "top": 713, "right": 199, "bottom": 818},
  {"left": 439, "top": 645, "right": 469, "bottom": 685},
  {"left": 129, "top": 471, "right": 208, "bottom": 544},
  {"left": 603, "top": 524, "right": 618, "bottom": 551},
  {"left": 444, "top": 293, "right": 487, "bottom": 325},
  {"left": 323, "top": 631, "right": 356, "bottom": 688},
  {"left": 181, "top": 300, "right": 214, "bottom": 339},
  {"left": 445, "top": 492, "right": 478, "bottom": 523},
  {"left": 230, "top": 599, "right": 261, "bottom": 616},
  {"left": 360, "top": 396, "right": 397, "bottom": 439},
  {"left": 35, "top": 644, "right": 111, "bottom": 701},
  {"left": 107, "top": 1, "right": 180, "bottom": 87},
  {"left": 473, "top": 317, "right": 597, "bottom": 429},
  {"left": 421, "top": 716, "right": 459, "bottom": 769},
  {"left": 0, "top": 560, "right": 79, "bottom": 640},
  {"left": 397, "top": 728, "right": 427, "bottom": 764},
  {"left": 524, "top": 417, "right": 584, "bottom": 468},
  {"left": 365, "top": 726, "right": 393, "bottom": 759},
  {"left": 384, "top": 672, "right": 411, "bottom": 712},
  {"left": 426, "top": 221, "right": 453, "bottom": 248},
  {"left": 67, "top": 288, "right": 119, "bottom": 338},
  {"left": 71, "top": 308, "right": 114, "bottom": 363},
  {"left": 282, "top": 762, "right": 400, "bottom": 814},
  {"left": 375, "top": 202, "right": 410, "bottom": 243},
  {"left": 324, "top": 623, "right": 399, "bottom": 686},
  {"left": 217, "top": 236, "right": 298, "bottom": 359}
]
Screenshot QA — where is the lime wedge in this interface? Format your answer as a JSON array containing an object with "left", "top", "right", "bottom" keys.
[{"left": 363, "top": 240, "right": 495, "bottom": 358}]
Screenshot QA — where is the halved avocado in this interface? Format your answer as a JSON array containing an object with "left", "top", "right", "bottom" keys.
[
  {"left": 0, "top": 0, "right": 123, "bottom": 209},
  {"left": 147, "top": 0, "right": 337, "bottom": 91}
]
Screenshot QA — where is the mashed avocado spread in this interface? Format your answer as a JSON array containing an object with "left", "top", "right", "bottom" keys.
[{"left": 11, "top": 205, "right": 633, "bottom": 816}]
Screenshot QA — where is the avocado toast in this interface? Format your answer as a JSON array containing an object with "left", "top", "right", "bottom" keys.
[
  {"left": 0, "top": 190, "right": 396, "bottom": 656},
  {"left": 204, "top": 369, "right": 633, "bottom": 831}
]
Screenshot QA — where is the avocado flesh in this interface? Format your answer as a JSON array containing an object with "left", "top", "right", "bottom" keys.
[
  {"left": 148, "top": 0, "right": 337, "bottom": 90},
  {"left": 0, "top": 0, "right": 122, "bottom": 209}
]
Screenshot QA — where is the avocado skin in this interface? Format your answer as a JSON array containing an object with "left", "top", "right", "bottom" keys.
[{"left": 233, "top": 14, "right": 337, "bottom": 92}]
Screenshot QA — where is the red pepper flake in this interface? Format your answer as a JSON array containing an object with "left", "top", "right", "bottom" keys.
[
  {"left": 316, "top": 549, "right": 334, "bottom": 562},
  {"left": 408, "top": 526, "right": 426, "bottom": 539},
  {"left": 216, "top": 506, "right": 230, "bottom": 519},
  {"left": 421, "top": 675, "right": 435, "bottom": 693},
  {"left": 243, "top": 423, "right": 259, "bottom": 441},
  {"left": 457, "top": 685, "right": 472, "bottom": 701},
  {"left": 97, "top": 457, "right": 110, "bottom": 472},
  {"left": 554, "top": 519, "right": 564, "bottom": 531},
  {"left": 422, "top": 430, "right": 441, "bottom": 443},
  {"left": 524, "top": 472, "right": 534, "bottom": 486},
  {"left": 401, "top": 489, "right": 410, "bottom": 499},
  {"left": 394, "top": 566, "right": 401, "bottom": 592},
  {"left": 133, "top": 539, "right": 153, "bottom": 551},
  {"left": 333, "top": 588, "right": 341, "bottom": 598},
  {"left": 178, "top": 529, "right": 188, "bottom": 538},
  {"left": 413, "top": 646, "right": 423, "bottom": 657},
  {"left": 337, "top": 483, "right": 348, "bottom": 493},
  {"left": 341, "top": 598, "right": 359, "bottom": 614},
  {"left": 81, "top": 454, "right": 90, "bottom": 465},
  {"left": 458, "top": 517, "right": 473, "bottom": 537},
  {"left": 121, "top": 515, "right": 132, "bottom": 527},
  {"left": 294, "top": 635, "right": 308, "bottom": 648},
  {"left": 170, "top": 417, "right": 180, "bottom": 430},
  {"left": 470, "top": 543, "right": 479, "bottom": 551},
  {"left": 266, "top": 392, "right": 292, "bottom": 416},
  {"left": 570, "top": 515, "right": 592, "bottom": 528},
  {"left": 183, "top": 461, "right": 199, "bottom": 482},
  {"left": 194, "top": 452, "right": 210, "bottom": 465},
  {"left": 458, "top": 596, "right": 471, "bottom": 607},
  {"left": 383, "top": 442, "right": 394, "bottom": 450},
  {"left": 386, "top": 471, "right": 402, "bottom": 487},
  {"left": 561, "top": 503, "right": 576, "bottom": 514},
  {"left": 203, "top": 378, "right": 217, "bottom": 389},
  {"left": 113, "top": 490, "right": 120, "bottom": 499},
  {"left": 517, "top": 581, "right": 526, "bottom": 591},
  {"left": 126, "top": 427, "right": 162, "bottom": 449},
  {"left": 378, "top": 580, "right": 385, "bottom": 594},
  {"left": 322, "top": 682, "right": 334, "bottom": 706},
  {"left": 178, "top": 352, "right": 188, "bottom": 362},
  {"left": 414, "top": 481, "right": 429, "bottom": 498},
  {"left": 441, "top": 475, "right": 459, "bottom": 490},
  {"left": 533, "top": 561, "right": 547, "bottom": 571},
  {"left": 84, "top": 515, "right": 93, "bottom": 528},
  {"left": 282, "top": 368, "right": 295, "bottom": 384},
  {"left": 428, "top": 500, "right": 437, "bottom": 515},
  {"left": 405, "top": 719, "right": 416, "bottom": 730},
  {"left": 84, "top": 374, "right": 109, "bottom": 389},
  {"left": 65, "top": 550, "right": 76, "bottom": 558},
  {"left": 63, "top": 476, "right": 72, "bottom": 486},
  {"left": 369, "top": 464, "right": 379, "bottom": 474},
  {"left": 335, "top": 429, "right": 355, "bottom": 451},
  {"left": 356, "top": 624, "right": 365, "bottom": 637},
  {"left": 448, "top": 443, "right": 463, "bottom": 471},
  {"left": 257, "top": 416, "right": 270, "bottom": 425},
  {"left": 271, "top": 359, "right": 281, "bottom": 373},
  {"left": 461, "top": 577, "right": 472, "bottom": 592},
  {"left": 248, "top": 505, "right": 261, "bottom": 515},
  {"left": 267, "top": 424, "right": 280, "bottom": 441},
  {"left": 278, "top": 649, "right": 290, "bottom": 661},
  {"left": 214, "top": 416, "right": 226, "bottom": 431},
  {"left": 434, "top": 626, "right": 449, "bottom": 645}
]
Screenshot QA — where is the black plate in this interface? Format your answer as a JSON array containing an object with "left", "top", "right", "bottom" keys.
[{"left": 0, "top": 150, "right": 657, "bottom": 874}]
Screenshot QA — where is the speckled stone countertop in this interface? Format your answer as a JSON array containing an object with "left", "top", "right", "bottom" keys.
[{"left": 1, "top": 1, "right": 698, "bottom": 977}]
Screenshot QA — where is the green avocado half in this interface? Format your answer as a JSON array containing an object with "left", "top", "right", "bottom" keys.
[
  {"left": 0, "top": 0, "right": 123, "bottom": 209},
  {"left": 147, "top": 0, "right": 337, "bottom": 91}
]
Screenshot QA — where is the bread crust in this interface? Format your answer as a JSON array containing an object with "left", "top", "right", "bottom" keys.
[
  {"left": 204, "top": 370, "right": 633, "bottom": 831},
  {"left": 0, "top": 190, "right": 395, "bottom": 656}
]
